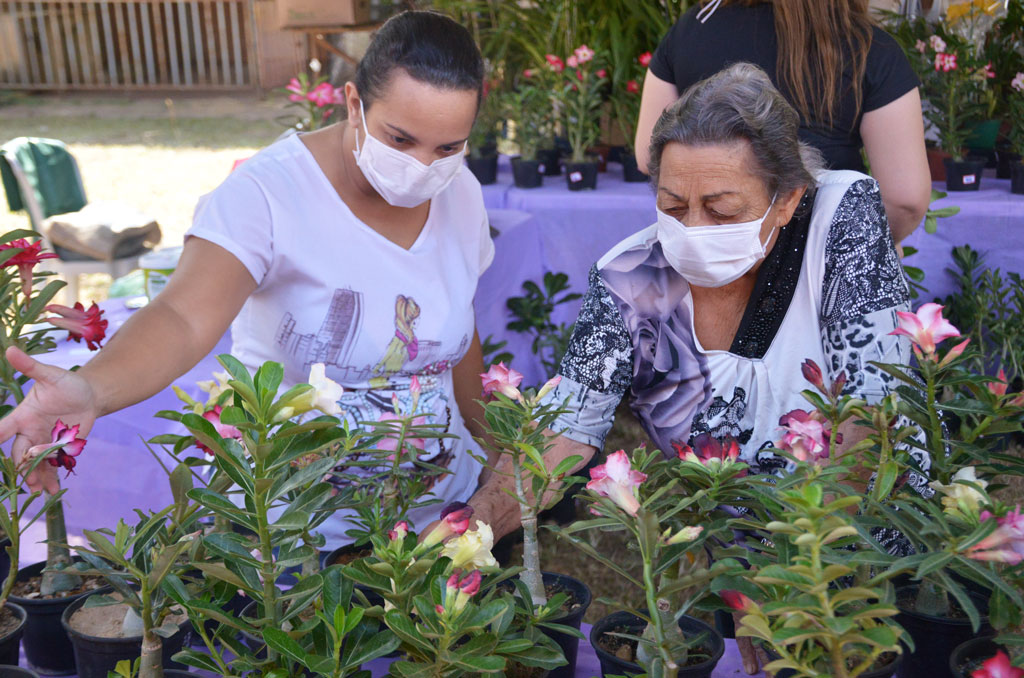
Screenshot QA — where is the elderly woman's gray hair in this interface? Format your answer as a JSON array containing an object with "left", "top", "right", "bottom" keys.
[{"left": 648, "top": 62, "right": 825, "bottom": 196}]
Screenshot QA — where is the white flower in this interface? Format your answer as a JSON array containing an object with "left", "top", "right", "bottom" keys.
[
  {"left": 929, "top": 466, "right": 988, "bottom": 515},
  {"left": 1012, "top": 72, "right": 1024, "bottom": 93},
  {"left": 929, "top": 35, "right": 947, "bottom": 52},
  {"left": 307, "top": 363, "right": 343, "bottom": 415},
  {"left": 309, "top": 58, "right": 322, "bottom": 74},
  {"left": 197, "top": 370, "right": 232, "bottom": 403},
  {"left": 440, "top": 521, "right": 498, "bottom": 569}
]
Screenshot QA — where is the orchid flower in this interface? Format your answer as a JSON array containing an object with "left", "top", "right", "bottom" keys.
[
  {"left": 586, "top": 450, "right": 647, "bottom": 516},
  {"left": 45, "top": 302, "right": 108, "bottom": 350}
]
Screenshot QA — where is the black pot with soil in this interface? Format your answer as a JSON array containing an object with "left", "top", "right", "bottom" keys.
[
  {"left": 10, "top": 560, "right": 110, "bottom": 675},
  {"left": 949, "top": 636, "right": 1004, "bottom": 678},
  {"left": 620, "top": 154, "right": 649, "bottom": 183},
  {"left": 1011, "top": 162, "right": 1024, "bottom": 195},
  {"left": 512, "top": 158, "right": 544, "bottom": 189},
  {"left": 565, "top": 161, "right": 598, "bottom": 191},
  {"left": 60, "top": 594, "right": 191, "bottom": 678},
  {"left": 0, "top": 603, "right": 27, "bottom": 667},
  {"left": 590, "top": 610, "right": 724, "bottom": 678},
  {"left": 534, "top": 573, "right": 592, "bottom": 678},
  {"left": 467, "top": 154, "right": 499, "bottom": 186},
  {"left": 895, "top": 585, "right": 990, "bottom": 678},
  {"left": 943, "top": 157, "right": 986, "bottom": 192},
  {"left": 537, "top": 148, "right": 562, "bottom": 176}
]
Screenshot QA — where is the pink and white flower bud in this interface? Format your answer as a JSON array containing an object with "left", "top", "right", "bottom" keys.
[
  {"left": 586, "top": 450, "right": 646, "bottom": 516},
  {"left": 388, "top": 521, "right": 409, "bottom": 542},
  {"left": 422, "top": 502, "right": 474, "bottom": 547}
]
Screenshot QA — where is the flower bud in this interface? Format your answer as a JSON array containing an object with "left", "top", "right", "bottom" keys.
[
  {"left": 663, "top": 525, "right": 703, "bottom": 545},
  {"left": 800, "top": 359, "right": 825, "bottom": 393},
  {"left": 720, "top": 590, "right": 756, "bottom": 613},
  {"left": 535, "top": 375, "right": 562, "bottom": 401},
  {"left": 388, "top": 521, "right": 409, "bottom": 542},
  {"left": 454, "top": 570, "right": 482, "bottom": 612},
  {"left": 421, "top": 502, "right": 474, "bottom": 547}
]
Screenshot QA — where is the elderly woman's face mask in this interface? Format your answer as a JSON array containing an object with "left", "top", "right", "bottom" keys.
[{"left": 656, "top": 195, "right": 777, "bottom": 288}]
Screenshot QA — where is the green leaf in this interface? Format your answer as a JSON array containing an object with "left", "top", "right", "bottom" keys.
[
  {"left": 753, "top": 565, "right": 814, "bottom": 588},
  {"left": 172, "top": 650, "right": 224, "bottom": 674},
  {"left": 384, "top": 610, "right": 433, "bottom": 654},
  {"left": 448, "top": 655, "right": 505, "bottom": 674},
  {"left": 875, "top": 460, "right": 899, "bottom": 500},
  {"left": 262, "top": 627, "right": 309, "bottom": 666},
  {"left": 341, "top": 628, "right": 401, "bottom": 670}
]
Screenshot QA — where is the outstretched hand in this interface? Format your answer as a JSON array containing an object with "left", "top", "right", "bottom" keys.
[{"left": 0, "top": 346, "right": 99, "bottom": 494}]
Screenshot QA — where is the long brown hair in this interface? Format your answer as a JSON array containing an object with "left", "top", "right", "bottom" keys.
[{"left": 721, "top": 0, "right": 875, "bottom": 127}]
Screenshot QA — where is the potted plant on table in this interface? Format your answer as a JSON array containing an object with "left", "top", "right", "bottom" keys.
[
  {"left": 0, "top": 230, "right": 111, "bottom": 674},
  {"left": 611, "top": 50, "right": 652, "bottom": 183},
  {"left": 467, "top": 77, "right": 504, "bottom": 186},
  {"left": 504, "top": 79, "right": 551, "bottom": 190},
  {"left": 1006, "top": 71, "right": 1024, "bottom": 193},
  {"left": 553, "top": 45, "right": 608, "bottom": 191},
  {"left": 469, "top": 364, "right": 590, "bottom": 678}
]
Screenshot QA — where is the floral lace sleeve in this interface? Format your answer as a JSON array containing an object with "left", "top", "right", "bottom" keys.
[{"left": 547, "top": 266, "right": 634, "bottom": 450}]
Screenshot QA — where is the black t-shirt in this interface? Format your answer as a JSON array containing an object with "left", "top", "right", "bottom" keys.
[{"left": 649, "top": 4, "right": 919, "bottom": 171}]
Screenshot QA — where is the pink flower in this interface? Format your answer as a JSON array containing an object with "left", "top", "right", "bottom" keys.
[
  {"left": 285, "top": 77, "right": 305, "bottom": 103},
  {"left": 480, "top": 362, "right": 523, "bottom": 400},
  {"left": 971, "top": 651, "right": 1024, "bottom": 678},
  {"left": 915, "top": 39, "right": 928, "bottom": 53},
  {"left": 891, "top": 303, "right": 960, "bottom": 358},
  {"left": 720, "top": 590, "right": 756, "bottom": 613},
  {"left": 422, "top": 501, "right": 474, "bottom": 547},
  {"left": 27, "top": 419, "right": 86, "bottom": 475},
  {"left": 638, "top": 51, "right": 653, "bottom": 67},
  {"left": 988, "top": 369, "right": 1008, "bottom": 397},
  {"left": 307, "top": 82, "right": 335, "bottom": 108},
  {"left": 626, "top": 80, "right": 640, "bottom": 94},
  {"left": 0, "top": 238, "right": 58, "bottom": 297},
  {"left": 676, "top": 433, "right": 744, "bottom": 476},
  {"left": 984, "top": 62, "right": 996, "bottom": 79},
  {"left": 574, "top": 44, "right": 595, "bottom": 64},
  {"left": 523, "top": 68, "right": 535, "bottom": 78},
  {"left": 935, "top": 53, "right": 958, "bottom": 72},
  {"left": 196, "top": 405, "right": 242, "bottom": 456},
  {"left": 777, "top": 409, "right": 835, "bottom": 463},
  {"left": 456, "top": 569, "right": 481, "bottom": 596},
  {"left": 596, "top": 69, "right": 607, "bottom": 79},
  {"left": 332, "top": 87, "right": 345, "bottom": 105},
  {"left": 968, "top": 506, "right": 1024, "bottom": 565},
  {"left": 376, "top": 409, "right": 427, "bottom": 456},
  {"left": 1012, "top": 72, "right": 1024, "bottom": 92},
  {"left": 388, "top": 520, "right": 409, "bottom": 541},
  {"left": 545, "top": 54, "right": 564, "bottom": 73},
  {"left": 586, "top": 450, "right": 647, "bottom": 516},
  {"left": 929, "top": 35, "right": 947, "bottom": 52},
  {"left": 576, "top": 69, "right": 584, "bottom": 82},
  {"left": 45, "top": 302, "right": 108, "bottom": 350},
  {"left": 566, "top": 55, "right": 579, "bottom": 69}
]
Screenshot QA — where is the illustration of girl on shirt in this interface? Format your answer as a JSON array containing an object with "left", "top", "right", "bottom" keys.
[{"left": 371, "top": 295, "right": 420, "bottom": 386}]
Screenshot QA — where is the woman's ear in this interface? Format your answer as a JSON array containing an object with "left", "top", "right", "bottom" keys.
[
  {"left": 773, "top": 184, "right": 807, "bottom": 228},
  {"left": 345, "top": 82, "right": 361, "bottom": 129}
]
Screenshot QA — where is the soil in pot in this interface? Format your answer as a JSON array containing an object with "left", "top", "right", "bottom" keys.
[
  {"left": 565, "top": 162, "right": 598, "bottom": 191},
  {"left": 0, "top": 603, "right": 27, "bottom": 667},
  {"left": 500, "top": 573, "right": 591, "bottom": 678},
  {"left": 467, "top": 155, "right": 498, "bottom": 186},
  {"left": 1011, "top": 162, "right": 1024, "bottom": 195},
  {"left": 590, "top": 611, "right": 724, "bottom": 678},
  {"left": 62, "top": 594, "right": 190, "bottom": 678},
  {"left": 10, "top": 561, "right": 109, "bottom": 675},
  {"left": 512, "top": 158, "right": 543, "bottom": 189},
  {"left": 896, "top": 586, "right": 990, "bottom": 678},
  {"left": 943, "top": 157, "right": 986, "bottom": 192}
]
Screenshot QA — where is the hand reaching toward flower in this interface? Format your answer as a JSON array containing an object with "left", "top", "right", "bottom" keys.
[{"left": 0, "top": 346, "right": 100, "bottom": 494}]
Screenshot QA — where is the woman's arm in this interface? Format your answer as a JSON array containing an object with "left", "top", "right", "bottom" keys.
[
  {"left": 0, "top": 237, "right": 256, "bottom": 491},
  {"left": 635, "top": 70, "right": 680, "bottom": 175},
  {"left": 452, "top": 330, "right": 491, "bottom": 461},
  {"left": 860, "top": 89, "right": 931, "bottom": 243}
]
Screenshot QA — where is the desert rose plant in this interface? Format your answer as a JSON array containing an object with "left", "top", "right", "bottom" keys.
[
  {"left": 551, "top": 45, "right": 608, "bottom": 163},
  {"left": 612, "top": 51, "right": 652, "bottom": 154},
  {"left": 0, "top": 230, "right": 108, "bottom": 596},
  {"left": 278, "top": 58, "right": 343, "bottom": 132}
]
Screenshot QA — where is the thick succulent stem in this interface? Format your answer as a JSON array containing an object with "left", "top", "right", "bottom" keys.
[{"left": 41, "top": 499, "right": 81, "bottom": 596}]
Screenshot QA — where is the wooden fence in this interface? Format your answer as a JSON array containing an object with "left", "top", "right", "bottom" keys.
[{"left": 0, "top": 0, "right": 257, "bottom": 90}]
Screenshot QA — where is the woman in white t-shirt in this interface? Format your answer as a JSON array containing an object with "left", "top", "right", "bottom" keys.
[{"left": 0, "top": 10, "right": 495, "bottom": 544}]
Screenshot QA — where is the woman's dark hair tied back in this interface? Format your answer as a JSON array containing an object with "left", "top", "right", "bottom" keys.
[{"left": 355, "top": 10, "right": 484, "bottom": 109}]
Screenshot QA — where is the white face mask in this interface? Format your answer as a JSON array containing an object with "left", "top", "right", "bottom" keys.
[
  {"left": 353, "top": 99, "right": 466, "bottom": 208},
  {"left": 656, "top": 194, "right": 777, "bottom": 288}
]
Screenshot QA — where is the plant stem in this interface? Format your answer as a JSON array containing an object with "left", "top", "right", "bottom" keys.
[
  {"left": 512, "top": 454, "right": 546, "bottom": 606},
  {"left": 138, "top": 584, "right": 164, "bottom": 678},
  {"left": 41, "top": 497, "right": 81, "bottom": 595},
  {"left": 0, "top": 497, "right": 20, "bottom": 610},
  {"left": 253, "top": 439, "right": 279, "bottom": 665}
]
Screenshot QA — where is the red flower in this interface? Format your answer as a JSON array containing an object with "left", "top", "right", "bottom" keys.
[
  {"left": 626, "top": 80, "right": 640, "bottom": 94},
  {"left": 195, "top": 405, "right": 243, "bottom": 455},
  {"left": 576, "top": 69, "right": 584, "bottom": 82},
  {"left": 596, "top": 69, "right": 607, "bottom": 79},
  {"left": 587, "top": 450, "right": 646, "bottom": 516},
  {"left": 307, "top": 82, "right": 336, "bottom": 108},
  {"left": 545, "top": 54, "right": 564, "bottom": 73},
  {"left": 934, "top": 53, "right": 958, "bottom": 72},
  {"left": 678, "top": 433, "right": 746, "bottom": 475},
  {"left": 456, "top": 569, "right": 482, "bottom": 596},
  {"left": 28, "top": 419, "right": 87, "bottom": 475},
  {"left": 638, "top": 51, "right": 653, "bottom": 67},
  {"left": 800, "top": 358, "right": 824, "bottom": 391},
  {"left": 45, "top": 302, "right": 108, "bottom": 350},
  {"left": 0, "top": 238, "right": 58, "bottom": 297},
  {"left": 720, "top": 590, "right": 756, "bottom": 613},
  {"left": 971, "top": 651, "right": 1024, "bottom": 678},
  {"left": 523, "top": 68, "right": 535, "bottom": 79}
]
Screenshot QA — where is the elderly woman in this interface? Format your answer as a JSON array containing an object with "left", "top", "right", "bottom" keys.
[{"left": 472, "top": 61, "right": 927, "bottom": 537}]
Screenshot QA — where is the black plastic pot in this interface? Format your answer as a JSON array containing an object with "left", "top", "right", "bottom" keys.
[
  {"left": 537, "top": 573, "right": 592, "bottom": 678},
  {"left": 0, "top": 538, "right": 10, "bottom": 590},
  {"left": 537, "top": 148, "right": 562, "bottom": 176},
  {"left": 995, "top": 149, "right": 1020, "bottom": 179},
  {"left": 10, "top": 560, "right": 110, "bottom": 675},
  {"left": 590, "top": 611, "right": 724, "bottom": 678},
  {"left": 512, "top": 158, "right": 543, "bottom": 188},
  {"left": 949, "top": 636, "right": 1003, "bottom": 678},
  {"left": 0, "top": 603, "right": 27, "bottom": 667},
  {"left": 467, "top": 154, "right": 499, "bottom": 186},
  {"left": 766, "top": 645, "right": 903, "bottom": 678},
  {"left": 60, "top": 594, "right": 191, "bottom": 678},
  {"left": 1011, "top": 162, "right": 1024, "bottom": 195},
  {"left": 0, "top": 668, "right": 40, "bottom": 678},
  {"left": 895, "top": 585, "right": 990, "bottom": 678},
  {"left": 943, "top": 157, "right": 986, "bottom": 192},
  {"left": 620, "top": 154, "right": 649, "bottom": 183},
  {"left": 565, "top": 161, "right": 598, "bottom": 191}
]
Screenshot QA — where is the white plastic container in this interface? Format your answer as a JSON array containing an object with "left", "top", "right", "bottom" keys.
[{"left": 139, "top": 247, "right": 183, "bottom": 300}]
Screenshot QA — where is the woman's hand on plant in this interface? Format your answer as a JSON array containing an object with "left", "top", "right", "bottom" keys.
[{"left": 0, "top": 346, "right": 99, "bottom": 494}]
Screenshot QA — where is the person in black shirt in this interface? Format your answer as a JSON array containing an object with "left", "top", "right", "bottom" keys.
[{"left": 635, "top": 0, "right": 930, "bottom": 242}]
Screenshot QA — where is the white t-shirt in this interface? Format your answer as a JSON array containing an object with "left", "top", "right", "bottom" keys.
[{"left": 187, "top": 133, "right": 494, "bottom": 544}]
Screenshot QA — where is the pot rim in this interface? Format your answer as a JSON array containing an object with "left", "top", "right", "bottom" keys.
[
  {"left": 0, "top": 602, "right": 27, "bottom": 645},
  {"left": 59, "top": 593, "right": 188, "bottom": 645},
  {"left": 589, "top": 610, "right": 726, "bottom": 672},
  {"left": 895, "top": 584, "right": 989, "bottom": 624},
  {"left": 9, "top": 559, "right": 112, "bottom": 607}
]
